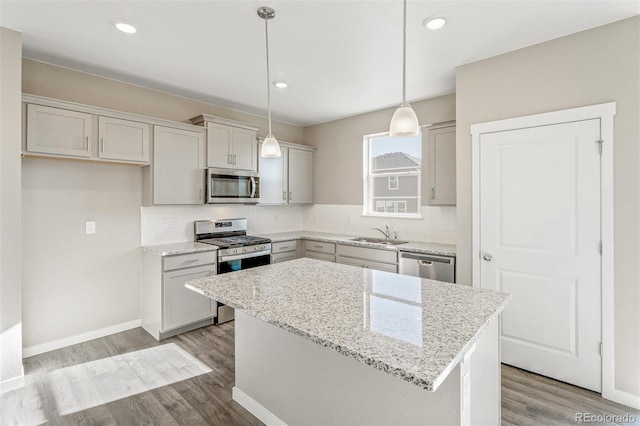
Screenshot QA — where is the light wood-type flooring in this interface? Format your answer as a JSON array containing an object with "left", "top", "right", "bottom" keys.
[{"left": 1, "top": 323, "right": 638, "bottom": 425}]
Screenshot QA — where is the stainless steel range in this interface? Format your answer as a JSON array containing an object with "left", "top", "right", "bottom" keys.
[{"left": 194, "top": 218, "right": 271, "bottom": 323}]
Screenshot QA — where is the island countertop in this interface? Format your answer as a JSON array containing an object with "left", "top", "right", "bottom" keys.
[{"left": 186, "top": 258, "right": 510, "bottom": 392}]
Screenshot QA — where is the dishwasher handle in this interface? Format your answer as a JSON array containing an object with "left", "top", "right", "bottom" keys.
[{"left": 400, "top": 252, "right": 455, "bottom": 265}]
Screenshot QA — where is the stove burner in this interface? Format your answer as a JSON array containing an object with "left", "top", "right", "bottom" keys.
[{"left": 198, "top": 235, "right": 271, "bottom": 249}]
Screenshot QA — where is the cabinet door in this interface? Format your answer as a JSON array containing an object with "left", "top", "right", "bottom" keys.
[
  {"left": 232, "top": 127, "right": 257, "bottom": 171},
  {"left": 26, "top": 104, "right": 92, "bottom": 157},
  {"left": 427, "top": 126, "right": 456, "bottom": 205},
  {"left": 258, "top": 144, "right": 287, "bottom": 204},
  {"left": 98, "top": 116, "right": 150, "bottom": 163},
  {"left": 153, "top": 126, "right": 205, "bottom": 204},
  {"left": 206, "top": 122, "right": 233, "bottom": 168},
  {"left": 163, "top": 265, "right": 216, "bottom": 331},
  {"left": 288, "top": 148, "right": 313, "bottom": 204},
  {"left": 337, "top": 256, "right": 398, "bottom": 273}
]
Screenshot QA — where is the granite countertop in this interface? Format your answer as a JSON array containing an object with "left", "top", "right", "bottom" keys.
[
  {"left": 186, "top": 258, "right": 510, "bottom": 392},
  {"left": 257, "top": 231, "right": 457, "bottom": 256},
  {"left": 142, "top": 242, "right": 218, "bottom": 256}
]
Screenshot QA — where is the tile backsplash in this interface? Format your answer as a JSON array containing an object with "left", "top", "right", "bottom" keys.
[{"left": 141, "top": 203, "right": 455, "bottom": 246}]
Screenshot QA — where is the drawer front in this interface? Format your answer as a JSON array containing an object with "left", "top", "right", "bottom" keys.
[
  {"left": 272, "top": 240, "right": 299, "bottom": 254},
  {"left": 163, "top": 251, "right": 217, "bottom": 271},
  {"left": 272, "top": 252, "right": 297, "bottom": 263},
  {"left": 337, "top": 256, "right": 398, "bottom": 273},
  {"left": 336, "top": 244, "right": 397, "bottom": 264},
  {"left": 304, "top": 240, "right": 336, "bottom": 254},
  {"left": 304, "top": 251, "right": 336, "bottom": 262}
]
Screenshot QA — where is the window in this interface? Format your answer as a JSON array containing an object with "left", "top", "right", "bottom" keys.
[{"left": 363, "top": 132, "right": 421, "bottom": 217}]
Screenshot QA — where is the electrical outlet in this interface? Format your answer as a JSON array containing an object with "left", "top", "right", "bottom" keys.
[{"left": 85, "top": 221, "right": 96, "bottom": 234}]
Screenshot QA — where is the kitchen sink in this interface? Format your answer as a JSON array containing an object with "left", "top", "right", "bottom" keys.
[{"left": 349, "top": 237, "right": 408, "bottom": 246}]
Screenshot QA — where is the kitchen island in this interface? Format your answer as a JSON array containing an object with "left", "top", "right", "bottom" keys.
[{"left": 186, "top": 258, "right": 510, "bottom": 425}]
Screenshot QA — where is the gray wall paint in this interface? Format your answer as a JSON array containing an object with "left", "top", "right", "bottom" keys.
[
  {"left": 0, "top": 27, "right": 23, "bottom": 384},
  {"left": 304, "top": 94, "right": 455, "bottom": 205},
  {"left": 456, "top": 17, "right": 640, "bottom": 397}
]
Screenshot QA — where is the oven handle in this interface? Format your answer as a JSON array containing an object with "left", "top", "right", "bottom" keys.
[
  {"left": 250, "top": 176, "right": 256, "bottom": 198},
  {"left": 219, "top": 249, "right": 271, "bottom": 263}
]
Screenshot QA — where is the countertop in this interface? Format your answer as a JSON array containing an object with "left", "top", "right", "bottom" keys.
[
  {"left": 185, "top": 258, "right": 510, "bottom": 391},
  {"left": 257, "top": 231, "right": 457, "bottom": 256},
  {"left": 142, "top": 242, "right": 218, "bottom": 256}
]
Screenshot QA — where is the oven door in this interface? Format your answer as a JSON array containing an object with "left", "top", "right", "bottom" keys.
[
  {"left": 207, "top": 168, "right": 259, "bottom": 204},
  {"left": 217, "top": 250, "right": 271, "bottom": 274}
]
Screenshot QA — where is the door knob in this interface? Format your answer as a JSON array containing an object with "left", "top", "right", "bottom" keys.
[{"left": 483, "top": 253, "right": 493, "bottom": 262}]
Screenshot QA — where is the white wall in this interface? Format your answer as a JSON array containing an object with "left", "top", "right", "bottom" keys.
[
  {"left": 21, "top": 158, "right": 142, "bottom": 350},
  {"left": 141, "top": 204, "right": 305, "bottom": 246},
  {"left": 0, "top": 27, "right": 24, "bottom": 390},
  {"left": 303, "top": 205, "right": 456, "bottom": 245}
]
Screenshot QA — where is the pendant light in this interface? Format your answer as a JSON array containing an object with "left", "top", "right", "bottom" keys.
[
  {"left": 258, "top": 6, "right": 281, "bottom": 158},
  {"left": 389, "top": 0, "right": 420, "bottom": 137}
]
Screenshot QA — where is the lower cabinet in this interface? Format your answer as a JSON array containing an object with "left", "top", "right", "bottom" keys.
[
  {"left": 303, "top": 240, "right": 336, "bottom": 262},
  {"left": 336, "top": 244, "right": 398, "bottom": 273},
  {"left": 142, "top": 250, "right": 217, "bottom": 340},
  {"left": 271, "top": 240, "right": 301, "bottom": 263}
]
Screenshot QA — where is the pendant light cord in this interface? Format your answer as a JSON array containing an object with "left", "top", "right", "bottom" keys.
[
  {"left": 402, "top": 0, "right": 407, "bottom": 106},
  {"left": 264, "top": 17, "right": 272, "bottom": 135}
]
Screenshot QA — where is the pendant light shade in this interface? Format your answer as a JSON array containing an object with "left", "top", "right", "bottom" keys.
[
  {"left": 389, "top": 0, "right": 420, "bottom": 137},
  {"left": 258, "top": 6, "right": 281, "bottom": 158}
]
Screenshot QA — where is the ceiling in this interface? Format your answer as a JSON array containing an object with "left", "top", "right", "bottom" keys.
[{"left": 2, "top": 1, "right": 639, "bottom": 127}]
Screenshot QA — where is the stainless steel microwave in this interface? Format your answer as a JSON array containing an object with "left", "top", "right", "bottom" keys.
[{"left": 206, "top": 168, "right": 260, "bottom": 204}]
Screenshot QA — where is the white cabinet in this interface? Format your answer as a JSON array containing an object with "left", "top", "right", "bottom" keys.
[
  {"left": 271, "top": 240, "right": 301, "bottom": 263},
  {"left": 147, "top": 126, "right": 205, "bottom": 205},
  {"left": 142, "top": 250, "right": 217, "bottom": 340},
  {"left": 26, "top": 104, "right": 92, "bottom": 158},
  {"left": 304, "top": 240, "right": 335, "bottom": 262},
  {"left": 190, "top": 115, "right": 259, "bottom": 171},
  {"left": 426, "top": 123, "right": 456, "bottom": 205},
  {"left": 336, "top": 244, "right": 398, "bottom": 273},
  {"left": 259, "top": 141, "right": 315, "bottom": 205},
  {"left": 98, "top": 116, "right": 150, "bottom": 163}
]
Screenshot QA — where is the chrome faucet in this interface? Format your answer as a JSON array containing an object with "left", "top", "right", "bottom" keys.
[{"left": 372, "top": 225, "right": 390, "bottom": 241}]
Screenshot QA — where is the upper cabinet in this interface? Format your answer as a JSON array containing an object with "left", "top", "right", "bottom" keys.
[
  {"left": 426, "top": 123, "right": 456, "bottom": 206},
  {"left": 23, "top": 95, "right": 154, "bottom": 165},
  {"left": 98, "top": 116, "right": 149, "bottom": 163},
  {"left": 190, "top": 115, "right": 259, "bottom": 172},
  {"left": 258, "top": 140, "right": 315, "bottom": 205},
  {"left": 26, "top": 104, "right": 93, "bottom": 158}
]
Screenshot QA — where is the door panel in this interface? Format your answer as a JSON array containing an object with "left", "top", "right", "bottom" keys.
[
  {"left": 479, "top": 119, "right": 601, "bottom": 392},
  {"left": 26, "top": 104, "right": 92, "bottom": 157}
]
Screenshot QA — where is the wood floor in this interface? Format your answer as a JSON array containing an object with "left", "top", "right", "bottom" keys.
[{"left": 1, "top": 323, "right": 638, "bottom": 425}]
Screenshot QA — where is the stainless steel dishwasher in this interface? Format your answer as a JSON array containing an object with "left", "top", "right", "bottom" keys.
[{"left": 399, "top": 252, "right": 456, "bottom": 283}]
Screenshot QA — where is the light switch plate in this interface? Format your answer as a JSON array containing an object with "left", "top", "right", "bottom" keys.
[{"left": 86, "top": 221, "right": 96, "bottom": 234}]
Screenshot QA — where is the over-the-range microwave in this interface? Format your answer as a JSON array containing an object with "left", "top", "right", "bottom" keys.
[{"left": 206, "top": 168, "right": 260, "bottom": 204}]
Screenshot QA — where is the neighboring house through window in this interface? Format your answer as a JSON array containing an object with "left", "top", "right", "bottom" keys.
[{"left": 363, "top": 132, "right": 421, "bottom": 217}]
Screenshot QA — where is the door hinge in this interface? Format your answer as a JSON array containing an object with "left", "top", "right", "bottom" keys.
[
  {"left": 599, "top": 241, "right": 603, "bottom": 255},
  {"left": 596, "top": 139, "right": 603, "bottom": 155}
]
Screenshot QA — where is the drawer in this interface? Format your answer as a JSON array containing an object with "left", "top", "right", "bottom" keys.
[
  {"left": 337, "top": 256, "right": 398, "bottom": 273},
  {"left": 304, "top": 251, "right": 336, "bottom": 262},
  {"left": 272, "top": 240, "right": 299, "bottom": 254},
  {"left": 163, "top": 251, "right": 217, "bottom": 271},
  {"left": 304, "top": 240, "right": 336, "bottom": 254},
  {"left": 337, "top": 244, "right": 397, "bottom": 264},
  {"left": 272, "top": 252, "right": 297, "bottom": 263}
]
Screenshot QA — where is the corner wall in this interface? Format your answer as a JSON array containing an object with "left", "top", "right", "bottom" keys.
[
  {"left": 0, "top": 27, "right": 24, "bottom": 389},
  {"left": 456, "top": 16, "right": 640, "bottom": 404}
]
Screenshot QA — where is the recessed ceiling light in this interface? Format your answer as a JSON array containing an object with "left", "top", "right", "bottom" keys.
[
  {"left": 273, "top": 81, "right": 288, "bottom": 89},
  {"left": 115, "top": 22, "right": 137, "bottom": 34},
  {"left": 423, "top": 17, "right": 446, "bottom": 30}
]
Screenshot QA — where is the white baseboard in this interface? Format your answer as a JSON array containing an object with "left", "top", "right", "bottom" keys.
[
  {"left": 604, "top": 388, "right": 640, "bottom": 410},
  {"left": 232, "top": 387, "right": 286, "bottom": 426},
  {"left": 22, "top": 319, "right": 141, "bottom": 358},
  {"left": 0, "top": 366, "right": 25, "bottom": 394}
]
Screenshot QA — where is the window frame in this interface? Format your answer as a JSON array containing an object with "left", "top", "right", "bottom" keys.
[
  {"left": 388, "top": 176, "right": 399, "bottom": 190},
  {"left": 362, "top": 132, "right": 422, "bottom": 219}
]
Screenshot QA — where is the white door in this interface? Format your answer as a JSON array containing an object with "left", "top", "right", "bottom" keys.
[
  {"left": 98, "top": 116, "right": 149, "bottom": 163},
  {"left": 479, "top": 119, "right": 602, "bottom": 392},
  {"left": 232, "top": 127, "right": 257, "bottom": 171},
  {"left": 26, "top": 104, "right": 92, "bottom": 157},
  {"left": 258, "top": 144, "right": 287, "bottom": 204},
  {"left": 288, "top": 148, "right": 313, "bottom": 204}
]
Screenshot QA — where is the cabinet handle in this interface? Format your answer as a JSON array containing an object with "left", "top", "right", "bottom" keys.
[
  {"left": 289, "top": 191, "right": 292, "bottom": 201},
  {"left": 199, "top": 187, "right": 203, "bottom": 200},
  {"left": 283, "top": 191, "right": 286, "bottom": 201},
  {"left": 233, "top": 154, "right": 237, "bottom": 165},
  {"left": 431, "top": 187, "right": 435, "bottom": 199},
  {"left": 228, "top": 154, "right": 232, "bottom": 165},
  {"left": 281, "top": 245, "right": 290, "bottom": 250},
  {"left": 314, "top": 245, "right": 323, "bottom": 249},
  {"left": 85, "top": 136, "right": 89, "bottom": 150},
  {"left": 100, "top": 137, "right": 104, "bottom": 152}
]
